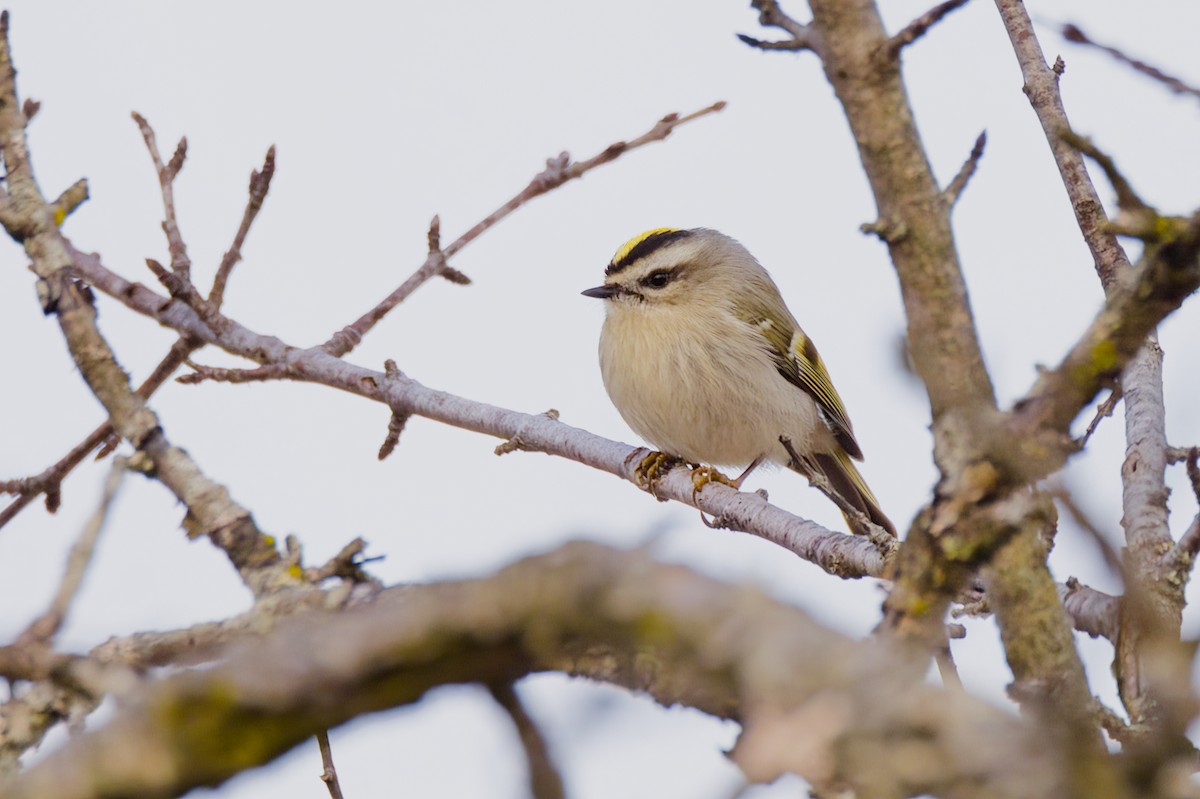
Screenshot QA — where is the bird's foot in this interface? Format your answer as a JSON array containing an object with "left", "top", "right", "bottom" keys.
[
  {"left": 690, "top": 465, "right": 737, "bottom": 496},
  {"left": 632, "top": 450, "right": 685, "bottom": 499}
]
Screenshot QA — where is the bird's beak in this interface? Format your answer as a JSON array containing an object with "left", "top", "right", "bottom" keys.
[{"left": 581, "top": 284, "right": 619, "bottom": 299}]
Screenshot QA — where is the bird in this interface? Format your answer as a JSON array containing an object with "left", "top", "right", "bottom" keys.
[{"left": 582, "top": 227, "right": 896, "bottom": 537}]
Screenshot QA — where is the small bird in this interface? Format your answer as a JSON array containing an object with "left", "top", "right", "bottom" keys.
[{"left": 582, "top": 227, "right": 896, "bottom": 537}]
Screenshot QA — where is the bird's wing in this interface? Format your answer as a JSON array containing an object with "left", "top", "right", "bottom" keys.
[{"left": 751, "top": 316, "right": 864, "bottom": 461}]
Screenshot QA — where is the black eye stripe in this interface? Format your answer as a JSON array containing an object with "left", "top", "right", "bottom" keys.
[{"left": 639, "top": 266, "right": 684, "bottom": 288}]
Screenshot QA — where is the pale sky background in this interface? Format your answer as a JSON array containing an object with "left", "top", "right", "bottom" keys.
[{"left": 1, "top": 2, "right": 1198, "bottom": 797}]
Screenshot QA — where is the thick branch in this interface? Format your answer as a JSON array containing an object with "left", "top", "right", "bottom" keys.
[
  {"left": 4, "top": 543, "right": 1069, "bottom": 799},
  {"left": 1011, "top": 216, "right": 1200, "bottom": 448}
]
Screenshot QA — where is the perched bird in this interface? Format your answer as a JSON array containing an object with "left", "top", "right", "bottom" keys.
[{"left": 582, "top": 227, "right": 896, "bottom": 537}]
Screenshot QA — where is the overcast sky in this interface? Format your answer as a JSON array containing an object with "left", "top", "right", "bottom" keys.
[{"left": 2, "top": 2, "right": 1199, "bottom": 797}]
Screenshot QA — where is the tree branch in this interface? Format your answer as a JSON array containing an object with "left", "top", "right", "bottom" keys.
[
  {"left": 17, "top": 458, "right": 126, "bottom": 645},
  {"left": 0, "top": 141, "right": 275, "bottom": 531},
  {"left": 63, "top": 245, "right": 892, "bottom": 581},
  {"left": 2, "top": 543, "right": 1071, "bottom": 799},
  {"left": 887, "top": 0, "right": 972, "bottom": 57},
  {"left": 490, "top": 683, "right": 565, "bottom": 799},
  {"left": 1059, "top": 22, "right": 1200, "bottom": 102},
  {"left": 993, "top": 0, "right": 1132, "bottom": 291},
  {"left": 0, "top": 18, "right": 286, "bottom": 596},
  {"left": 942, "top": 130, "right": 987, "bottom": 208},
  {"left": 321, "top": 101, "right": 726, "bottom": 358}
]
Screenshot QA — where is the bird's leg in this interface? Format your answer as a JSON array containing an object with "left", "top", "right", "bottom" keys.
[
  {"left": 732, "top": 456, "right": 764, "bottom": 488},
  {"left": 692, "top": 455, "right": 763, "bottom": 495}
]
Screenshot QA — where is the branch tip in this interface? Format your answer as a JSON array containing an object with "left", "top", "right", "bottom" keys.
[
  {"left": 942, "top": 130, "right": 987, "bottom": 208},
  {"left": 888, "top": 0, "right": 971, "bottom": 57},
  {"left": 1059, "top": 21, "right": 1200, "bottom": 101}
]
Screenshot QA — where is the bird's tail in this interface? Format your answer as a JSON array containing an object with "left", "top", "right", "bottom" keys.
[{"left": 794, "top": 450, "right": 897, "bottom": 537}]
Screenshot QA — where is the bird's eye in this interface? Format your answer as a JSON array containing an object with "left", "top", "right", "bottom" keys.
[{"left": 643, "top": 270, "right": 672, "bottom": 289}]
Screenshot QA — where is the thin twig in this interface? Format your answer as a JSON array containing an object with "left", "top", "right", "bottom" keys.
[
  {"left": 994, "top": 0, "right": 1133, "bottom": 291},
  {"left": 1049, "top": 485, "right": 1126, "bottom": 583},
  {"left": 17, "top": 458, "right": 126, "bottom": 645},
  {"left": 735, "top": 34, "right": 809, "bottom": 52},
  {"left": 942, "top": 130, "right": 987, "bottom": 207},
  {"left": 1060, "top": 23, "right": 1200, "bottom": 102},
  {"left": 888, "top": 0, "right": 971, "bottom": 57},
  {"left": 131, "top": 113, "right": 190, "bottom": 278},
  {"left": 0, "top": 137, "right": 274, "bottom": 530},
  {"left": 322, "top": 101, "right": 726, "bottom": 358},
  {"left": 1171, "top": 514, "right": 1200, "bottom": 566},
  {"left": 177, "top": 361, "right": 286, "bottom": 385},
  {"left": 935, "top": 643, "right": 963, "bottom": 689},
  {"left": 1075, "top": 384, "right": 1122, "bottom": 449},
  {"left": 377, "top": 411, "right": 410, "bottom": 461},
  {"left": 1056, "top": 130, "right": 1184, "bottom": 243},
  {"left": 1186, "top": 447, "right": 1200, "bottom": 504},
  {"left": 738, "top": 0, "right": 816, "bottom": 52},
  {"left": 316, "top": 730, "right": 345, "bottom": 799},
  {"left": 490, "top": 682, "right": 566, "bottom": 799},
  {"left": 1165, "top": 449, "right": 1200, "bottom": 570},
  {"left": 304, "top": 538, "right": 383, "bottom": 586},
  {"left": 210, "top": 145, "right": 276, "bottom": 309}
]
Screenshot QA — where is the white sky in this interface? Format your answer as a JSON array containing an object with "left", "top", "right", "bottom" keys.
[{"left": 1, "top": 2, "right": 1198, "bottom": 797}]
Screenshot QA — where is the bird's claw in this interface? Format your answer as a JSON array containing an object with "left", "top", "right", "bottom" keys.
[
  {"left": 690, "top": 465, "right": 736, "bottom": 495},
  {"left": 633, "top": 451, "right": 684, "bottom": 499}
]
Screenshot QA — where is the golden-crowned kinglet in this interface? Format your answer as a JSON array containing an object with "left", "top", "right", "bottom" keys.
[{"left": 583, "top": 227, "right": 896, "bottom": 537}]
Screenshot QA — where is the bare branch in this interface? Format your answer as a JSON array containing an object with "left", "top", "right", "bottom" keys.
[
  {"left": 177, "top": 361, "right": 286, "bottom": 385},
  {"left": 942, "top": 130, "right": 987, "bottom": 208},
  {"left": 0, "top": 35, "right": 286, "bottom": 595},
  {"left": 1060, "top": 22, "right": 1200, "bottom": 102},
  {"left": 1058, "top": 579, "right": 1120, "bottom": 641},
  {"left": 888, "top": 0, "right": 972, "bottom": 57},
  {"left": 377, "top": 410, "right": 410, "bottom": 462},
  {"left": 490, "top": 683, "right": 565, "bottom": 799},
  {"left": 18, "top": 458, "right": 126, "bottom": 645},
  {"left": 209, "top": 145, "right": 276, "bottom": 309},
  {"left": 315, "top": 730, "right": 345, "bottom": 799},
  {"left": 0, "top": 136, "right": 273, "bottom": 531},
  {"left": 993, "top": 0, "right": 1133, "bottom": 291},
  {"left": 1075, "top": 384, "right": 1122, "bottom": 449},
  {"left": 1170, "top": 514, "right": 1200, "bottom": 568},
  {"left": 3, "top": 543, "right": 1065, "bottom": 799},
  {"left": 304, "top": 538, "right": 382, "bottom": 587},
  {"left": 65, "top": 244, "right": 893, "bottom": 581},
  {"left": 1162, "top": 449, "right": 1200, "bottom": 574},
  {"left": 738, "top": 0, "right": 817, "bottom": 53},
  {"left": 322, "top": 101, "right": 726, "bottom": 358},
  {"left": 131, "top": 112, "right": 191, "bottom": 278},
  {"left": 1049, "top": 485, "right": 1125, "bottom": 582},
  {"left": 1011, "top": 215, "right": 1200, "bottom": 445},
  {"left": 735, "top": 34, "right": 810, "bottom": 52},
  {"left": 49, "top": 178, "right": 89, "bottom": 225}
]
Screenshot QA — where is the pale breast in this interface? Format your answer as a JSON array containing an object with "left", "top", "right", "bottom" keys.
[{"left": 598, "top": 304, "right": 830, "bottom": 467}]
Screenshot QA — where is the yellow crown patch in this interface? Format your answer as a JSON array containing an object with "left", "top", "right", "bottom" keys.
[{"left": 611, "top": 227, "right": 680, "bottom": 265}]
